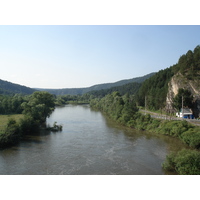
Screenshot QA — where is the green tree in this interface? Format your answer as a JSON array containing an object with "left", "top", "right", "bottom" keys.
[
  {"left": 173, "top": 88, "right": 193, "bottom": 111},
  {"left": 136, "top": 67, "right": 174, "bottom": 110},
  {"left": 21, "top": 91, "right": 55, "bottom": 123},
  {"left": 121, "top": 94, "right": 138, "bottom": 123}
]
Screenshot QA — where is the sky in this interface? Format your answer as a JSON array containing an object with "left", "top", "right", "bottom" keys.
[{"left": 1, "top": 25, "right": 200, "bottom": 89}]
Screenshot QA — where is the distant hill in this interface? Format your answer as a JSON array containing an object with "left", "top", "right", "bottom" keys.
[
  {"left": 0, "top": 79, "right": 36, "bottom": 95},
  {"left": 36, "top": 73, "right": 155, "bottom": 95},
  {"left": 87, "top": 82, "right": 142, "bottom": 98}
]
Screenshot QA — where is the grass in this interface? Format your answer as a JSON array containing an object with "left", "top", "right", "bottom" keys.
[{"left": 0, "top": 114, "right": 24, "bottom": 132}]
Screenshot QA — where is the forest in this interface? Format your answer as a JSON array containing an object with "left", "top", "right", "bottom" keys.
[
  {"left": 0, "top": 79, "right": 36, "bottom": 95},
  {"left": 87, "top": 82, "right": 141, "bottom": 98}
]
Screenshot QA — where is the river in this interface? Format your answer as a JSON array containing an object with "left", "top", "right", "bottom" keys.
[{"left": 0, "top": 104, "right": 185, "bottom": 175}]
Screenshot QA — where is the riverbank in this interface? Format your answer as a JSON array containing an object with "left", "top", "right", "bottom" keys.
[
  {"left": 1, "top": 104, "right": 176, "bottom": 175},
  {"left": 96, "top": 108, "right": 200, "bottom": 174},
  {"left": 90, "top": 93, "right": 200, "bottom": 174},
  {"left": 0, "top": 114, "right": 24, "bottom": 131}
]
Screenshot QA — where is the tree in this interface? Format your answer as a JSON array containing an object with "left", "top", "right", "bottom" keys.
[
  {"left": 173, "top": 88, "right": 193, "bottom": 111},
  {"left": 21, "top": 91, "right": 55, "bottom": 123}
]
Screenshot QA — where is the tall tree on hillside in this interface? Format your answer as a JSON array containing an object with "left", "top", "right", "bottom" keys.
[
  {"left": 193, "top": 45, "right": 200, "bottom": 71},
  {"left": 173, "top": 88, "right": 193, "bottom": 111}
]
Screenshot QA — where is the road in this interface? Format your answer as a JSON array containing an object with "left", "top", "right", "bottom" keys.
[{"left": 139, "top": 109, "right": 200, "bottom": 126}]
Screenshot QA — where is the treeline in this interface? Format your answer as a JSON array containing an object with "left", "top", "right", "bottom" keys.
[
  {"left": 0, "top": 94, "right": 26, "bottom": 114},
  {"left": 0, "top": 91, "right": 56, "bottom": 148},
  {"left": 54, "top": 82, "right": 141, "bottom": 105},
  {"left": 88, "top": 82, "right": 141, "bottom": 98},
  {"left": 38, "top": 72, "right": 155, "bottom": 96},
  {"left": 136, "top": 66, "right": 175, "bottom": 110},
  {"left": 0, "top": 79, "right": 36, "bottom": 95},
  {"left": 173, "top": 45, "right": 200, "bottom": 78},
  {"left": 90, "top": 92, "right": 138, "bottom": 124},
  {"left": 55, "top": 94, "right": 91, "bottom": 106}
]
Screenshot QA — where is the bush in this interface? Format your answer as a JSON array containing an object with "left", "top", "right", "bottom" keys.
[
  {"left": 0, "top": 117, "right": 40, "bottom": 149},
  {"left": 175, "top": 149, "right": 200, "bottom": 175},
  {"left": 19, "top": 116, "right": 40, "bottom": 135},
  {"left": 146, "top": 119, "right": 160, "bottom": 130},
  {"left": 162, "top": 152, "right": 176, "bottom": 172},
  {"left": 127, "top": 119, "right": 136, "bottom": 128},
  {"left": 157, "top": 120, "right": 193, "bottom": 137},
  {"left": 180, "top": 128, "right": 200, "bottom": 148},
  {"left": 162, "top": 149, "right": 200, "bottom": 175},
  {"left": 0, "top": 118, "right": 21, "bottom": 148}
]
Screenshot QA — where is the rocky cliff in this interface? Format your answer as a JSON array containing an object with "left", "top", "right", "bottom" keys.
[{"left": 166, "top": 72, "right": 200, "bottom": 117}]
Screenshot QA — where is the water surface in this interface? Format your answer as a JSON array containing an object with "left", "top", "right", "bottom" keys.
[{"left": 0, "top": 105, "right": 185, "bottom": 175}]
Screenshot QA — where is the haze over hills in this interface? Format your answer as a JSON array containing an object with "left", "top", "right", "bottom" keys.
[{"left": 36, "top": 72, "right": 156, "bottom": 95}]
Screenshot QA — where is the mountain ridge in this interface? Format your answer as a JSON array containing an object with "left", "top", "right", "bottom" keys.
[
  {"left": 0, "top": 79, "right": 36, "bottom": 95},
  {"left": 36, "top": 72, "right": 156, "bottom": 95}
]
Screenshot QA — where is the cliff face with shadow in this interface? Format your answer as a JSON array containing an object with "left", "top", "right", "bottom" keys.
[{"left": 166, "top": 72, "right": 200, "bottom": 117}]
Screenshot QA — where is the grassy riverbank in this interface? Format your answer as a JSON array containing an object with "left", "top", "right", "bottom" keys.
[
  {"left": 0, "top": 114, "right": 41, "bottom": 148},
  {"left": 0, "top": 114, "right": 24, "bottom": 132}
]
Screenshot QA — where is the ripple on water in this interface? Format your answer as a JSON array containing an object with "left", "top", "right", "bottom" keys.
[{"left": 0, "top": 105, "right": 186, "bottom": 175}]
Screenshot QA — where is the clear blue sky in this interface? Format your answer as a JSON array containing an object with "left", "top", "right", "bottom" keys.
[{"left": 1, "top": 25, "right": 200, "bottom": 89}]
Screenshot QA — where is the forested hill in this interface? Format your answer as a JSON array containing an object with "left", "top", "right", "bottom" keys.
[
  {"left": 37, "top": 73, "right": 155, "bottom": 95},
  {"left": 0, "top": 79, "right": 36, "bottom": 95},
  {"left": 136, "top": 45, "right": 200, "bottom": 111},
  {"left": 87, "top": 82, "right": 141, "bottom": 98}
]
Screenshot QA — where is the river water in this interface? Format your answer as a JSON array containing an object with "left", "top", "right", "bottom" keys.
[{"left": 0, "top": 105, "right": 185, "bottom": 175}]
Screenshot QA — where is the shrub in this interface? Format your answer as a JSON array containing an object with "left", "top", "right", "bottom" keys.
[
  {"left": 146, "top": 119, "right": 160, "bottom": 130},
  {"left": 0, "top": 117, "right": 41, "bottom": 149},
  {"left": 180, "top": 128, "right": 200, "bottom": 148},
  {"left": 162, "top": 152, "right": 176, "bottom": 172},
  {"left": 174, "top": 149, "right": 200, "bottom": 175},
  {"left": 162, "top": 149, "right": 200, "bottom": 175},
  {"left": 19, "top": 116, "right": 40, "bottom": 135},
  {"left": 127, "top": 119, "right": 136, "bottom": 128},
  {"left": 0, "top": 118, "right": 21, "bottom": 148},
  {"left": 157, "top": 120, "right": 193, "bottom": 137}
]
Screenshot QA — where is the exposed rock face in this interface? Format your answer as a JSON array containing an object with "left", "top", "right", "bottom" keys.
[{"left": 166, "top": 72, "right": 200, "bottom": 117}]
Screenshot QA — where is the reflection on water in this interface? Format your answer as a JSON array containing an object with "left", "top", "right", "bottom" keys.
[{"left": 0, "top": 105, "right": 186, "bottom": 175}]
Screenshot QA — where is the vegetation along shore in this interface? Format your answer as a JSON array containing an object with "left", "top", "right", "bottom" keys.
[{"left": 0, "top": 91, "right": 61, "bottom": 149}]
